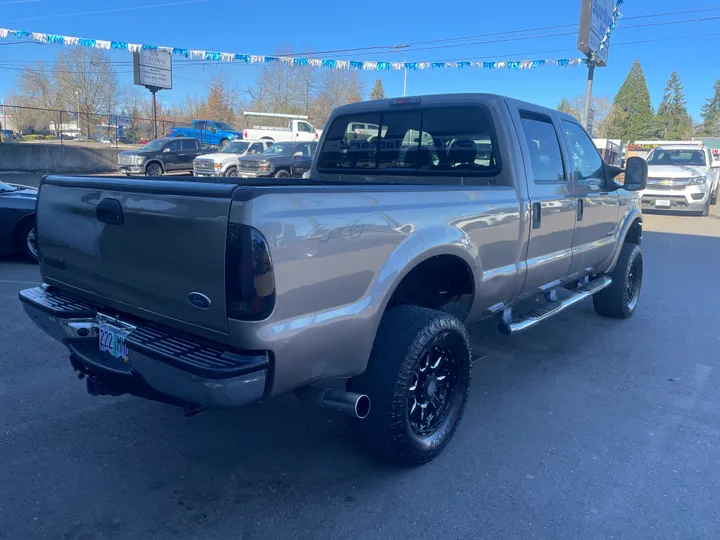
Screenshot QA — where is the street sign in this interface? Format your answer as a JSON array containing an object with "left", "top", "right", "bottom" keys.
[
  {"left": 133, "top": 49, "right": 172, "bottom": 90},
  {"left": 109, "top": 115, "right": 131, "bottom": 127},
  {"left": 578, "top": 0, "right": 614, "bottom": 67}
]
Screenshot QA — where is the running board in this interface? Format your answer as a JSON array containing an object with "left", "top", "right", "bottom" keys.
[{"left": 497, "top": 276, "right": 612, "bottom": 336}]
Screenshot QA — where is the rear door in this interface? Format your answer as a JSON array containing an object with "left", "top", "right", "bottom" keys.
[
  {"left": 180, "top": 139, "right": 200, "bottom": 168},
  {"left": 164, "top": 139, "right": 183, "bottom": 170},
  {"left": 509, "top": 105, "right": 577, "bottom": 295},
  {"left": 560, "top": 120, "right": 619, "bottom": 276}
]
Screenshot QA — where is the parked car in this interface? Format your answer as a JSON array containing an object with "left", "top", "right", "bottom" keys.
[
  {"left": 18, "top": 93, "right": 648, "bottom": 466},
  {"left": 640, "top": 144, "right": 720, "bottom": 216},
  {"left": 167, "top": 120, "right": 243, "bottom": 149},
  {"left": 0, "top": 180, "right": 37, "bottom": 262},
  {"left": 242, "top": 118, "right": 320, "bottom": 143},
  {"left": 0, "top": 129, "right": 20, "bottom": 143},
  {"left": 237, "top": 140, "right": 316, "bottom": 178},
  {"left": 193, "top": 139, "right": 273, "bottom": 178},
  {"left": 118, "top": 137, "right": 204, "bottom": 176}
]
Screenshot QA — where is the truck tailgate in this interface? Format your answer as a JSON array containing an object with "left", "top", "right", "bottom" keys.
[{"left": 36, "top": 176, "right": 237, "bottom": 343}]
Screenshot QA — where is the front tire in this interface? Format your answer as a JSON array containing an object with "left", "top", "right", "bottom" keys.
[
  {"left": 347, "top": 305, "right": 472, "bottom": 466},
  {"left": 593, "top": 242, "right": 643, "bottom": 319},
  {"left": 711, "top": 188, "right": 718, "bottom": 206},
  {"left": 145, "top": 162, "right": 163, "bottom": 177},
  {"left": 224, "top": 166, "right": 238, "bottom": 177},
  {"left": 274, "top": 169, "right": 290, "bottom": 179}
]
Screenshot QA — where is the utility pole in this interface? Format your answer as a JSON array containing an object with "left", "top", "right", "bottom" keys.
[
  {"left": 582, "top": 59, "right": 595, "bottom": 133},
  {"left": 75, "top": 90, "right": 81, "bottom": 138},
  {"left": 393, "top": 44, "right": 410, "bottom": 97},
  {"left": 151, "top": 88, "right": 158, "bottom": 140}
]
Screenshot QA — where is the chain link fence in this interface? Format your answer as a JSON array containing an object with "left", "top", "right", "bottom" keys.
[{"left": 0, "top": 104, "right": 195, "bottom": 148}]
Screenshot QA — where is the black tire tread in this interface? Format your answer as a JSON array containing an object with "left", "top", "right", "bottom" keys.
[
  {"left": 347, "top": 305, "right": 471, "bottom": 466},
  {"left": 593, "top": 242, "right": 642, "bottom": 319}
]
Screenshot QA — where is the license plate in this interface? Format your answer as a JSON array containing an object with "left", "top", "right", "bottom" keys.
[
  {"left": 97, "top": 314, "right": 135, "bottom": 361},
  {"left": 655, "top": 199, "right": 671, "bottom": 207}
]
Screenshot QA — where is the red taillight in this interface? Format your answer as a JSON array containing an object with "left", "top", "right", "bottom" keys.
[{"left": 225, "top": 223, "right": 275, "bottom": 321}]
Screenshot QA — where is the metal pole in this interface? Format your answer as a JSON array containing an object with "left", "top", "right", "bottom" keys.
[
  {"left": 393, "top": 50, "right": 407, "bottom": 97},
  {"left": 151, "top": 89, "right": 158, "bottom": 140},
  {"left": 582, "top": 60, "right": 595, "bottom": 131},
  {"left": 59, "top": 111, "right": 63, "bottom": 146}
]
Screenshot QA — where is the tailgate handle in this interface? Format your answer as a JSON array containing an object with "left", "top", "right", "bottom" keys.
[{"left": 96, "top": 198, "right": 124, "bottom": 225}]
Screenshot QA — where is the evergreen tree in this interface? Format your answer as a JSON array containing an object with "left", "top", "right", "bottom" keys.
[
  {"left": 605, "top": 60, "right": 655, "bottom": 142},
  {"left": 369, "top": 79, "right": 386, "bottom": 101},
  {"left": 656, "top": 72, "right": 693, "bottom": 139},
  {"left": 699, "top": 79, "right": 720, "bottom": 136}
]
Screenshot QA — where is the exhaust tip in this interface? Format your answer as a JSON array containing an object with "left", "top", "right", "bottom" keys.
[{"left": 354, "top": 394, "right": 371, "bottom": 419}]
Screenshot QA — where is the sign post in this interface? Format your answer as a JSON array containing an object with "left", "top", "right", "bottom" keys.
[
  {"left": 133, "top": 49, "right": 172, "bottom": 140},
  {"left": 577, "top": 0, "right": 614, "bottom": 131}
]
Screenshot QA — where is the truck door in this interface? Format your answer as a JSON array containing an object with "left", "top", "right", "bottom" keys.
[
  {"left": 205, "top": 122, "right": 218, "bottom": 146},
  {"left": 163, "top": 139, "right": 183, "bottom": 170},
  {"left": 560, "top": 120, "right": 619, "bottom": 277},
  {"left": 510, "top": 106, "right": 577, "bottom": 296}
]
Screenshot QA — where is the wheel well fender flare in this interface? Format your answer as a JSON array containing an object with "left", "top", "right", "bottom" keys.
[
  {"left": 605, "top": 208, "right": 643, "bottom": 274},
  {"left": 12, "top": 213, "right": 35, "bottom": 246}
]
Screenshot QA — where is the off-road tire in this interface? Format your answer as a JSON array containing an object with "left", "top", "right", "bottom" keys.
[
  {"left": 346, "top": 305, "right": 472, "bottom": 466},
  {"left": 593, "top": 242, "right": 643, "bottom": 319},
  {"left": 274, "top": 169, "right": 291, "bottom": 179}
]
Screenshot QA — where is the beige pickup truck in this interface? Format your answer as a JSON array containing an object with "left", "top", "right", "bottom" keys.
[{"left": 19, "top": 93, "right": 648, "bottom": 466}]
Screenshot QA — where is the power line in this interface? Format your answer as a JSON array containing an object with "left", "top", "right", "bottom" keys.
[{"left": 6, "top": 0, "right": 211, "bottom": 22}]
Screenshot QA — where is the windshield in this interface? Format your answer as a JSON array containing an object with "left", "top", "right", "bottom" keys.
[
  {"left": 215, "top": 122, "right": 235, "bottom": 131},
  {"left": 141, "top": 139, "right": 167, "bottom": 152},
  {"left": 221, "top": 141, "right": 250, "bottom": 154},
  {"left": 647, "top": 149, "right": 706, "bottom": 166},
  {"left": 263, "top": 143, "right": 294, "bottom": 156}
]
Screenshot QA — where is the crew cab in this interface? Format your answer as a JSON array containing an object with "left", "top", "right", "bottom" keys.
[
  {"left": 640, "top": 144, "right": 720, "bottom": 215},
  {"left": 118, "top": 137, "right": 204, "bottom": 176},
  {"left": 242, "top": 119, "right": 320, "bottom": 143},
  {"left": 237, "top": 141, "right": 316, "bottom": 178},
  {"left": 167, "top": 120, "right": 243, "bottom": 149},
  {"left": 19, "top": 93, "right": 648, "bottom": 467},
  {"left": 193, "top": 139, "right": 273, "bottom": 178}
]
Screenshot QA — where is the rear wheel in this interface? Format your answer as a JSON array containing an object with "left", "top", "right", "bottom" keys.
[
  {"left": 593, "top": 242, "right": 643, "bottom": 319},
  {"left": 347, "top": 305, "right": 472, "bottom": 466},
  {"left": 274, "top": 169, "right": 290, "bottom": 179},
  {"left": 145, "top": 162, "right": 163, "bottom": 177},
  {"left": 16, "top": 219, "right": 38, "bottom": 263}
]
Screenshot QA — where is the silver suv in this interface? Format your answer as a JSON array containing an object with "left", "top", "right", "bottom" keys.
[{"left": 641, "top": 144, "right": 720, "bottom": 216}]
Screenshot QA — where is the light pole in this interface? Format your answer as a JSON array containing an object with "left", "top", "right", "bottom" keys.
[{"left": 393, "top": 44, "right": 409, "bottom": 97}]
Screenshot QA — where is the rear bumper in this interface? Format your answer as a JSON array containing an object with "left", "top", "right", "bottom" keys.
[{"left": 19, "top": 286, "right": 269, "bottom": 408}]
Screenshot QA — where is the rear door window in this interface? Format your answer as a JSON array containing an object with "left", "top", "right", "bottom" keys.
[
  {"left": 166, "top": 140, "right": 182, "bottom": 152},
  {"left": 316, "top": 105, "right": 500, "bottom": 181},
  {"left": 181, "top": 139, "right": 199, "bottom": 151},
  {"left": 519, "top": 111, "right": 566, "bottom": 183}
]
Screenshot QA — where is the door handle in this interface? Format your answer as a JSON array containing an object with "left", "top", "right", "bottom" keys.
[
  {"left": 532, "top": 202, "right": 542, "bottom": 229},
  {"left": 577, "top": 198, "right": 584, "bottom": 221},
  {"left": 96, "top": 198, "right": 124, "bottom": 225}
]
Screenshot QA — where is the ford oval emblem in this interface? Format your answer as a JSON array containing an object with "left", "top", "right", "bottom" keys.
[{"left": 188, "top": 292, "right": 212, "bottom": 309}]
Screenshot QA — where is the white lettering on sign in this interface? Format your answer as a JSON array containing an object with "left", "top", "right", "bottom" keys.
[{"left": 134, "top": 50, "right": 172, "bottom": 90}]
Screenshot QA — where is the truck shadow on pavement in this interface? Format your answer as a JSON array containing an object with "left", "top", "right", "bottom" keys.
[{"left": 5, "top": 229, "right": 720, "bottom": 539}]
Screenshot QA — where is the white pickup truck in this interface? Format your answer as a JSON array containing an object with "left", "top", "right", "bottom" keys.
[{"left": 241, "top": 112, "right": 322, "bottom": 143}]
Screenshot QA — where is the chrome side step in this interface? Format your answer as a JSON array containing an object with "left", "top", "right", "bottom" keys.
[{"left": 497, "top": 276, "right": 612, "bottom": 336}]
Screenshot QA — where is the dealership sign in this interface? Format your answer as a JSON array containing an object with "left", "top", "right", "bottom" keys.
[
  {"left": 133, "top": 49, "right": 172, "bottom": 90},
  {"left": 578, "top": 0, "right": 614, "bottom": 66}
]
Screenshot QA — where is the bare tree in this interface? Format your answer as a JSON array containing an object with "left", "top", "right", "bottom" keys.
[
  {"left": 311, "top": 70, "right": 366, "bottom": 128},
  {"left": 197, "top": 73, "right": 240, "bottom": 124},
  {"left": 52, "top": 48, "right": 119, "bottom": 137}
]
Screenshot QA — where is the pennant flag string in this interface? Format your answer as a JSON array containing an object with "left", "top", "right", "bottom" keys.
[
  {"left": 593, "top": 0, "right": 624, "bottom": 58},
  {"left": 0, "top": 27, "right": 587, "bottom": 71}
]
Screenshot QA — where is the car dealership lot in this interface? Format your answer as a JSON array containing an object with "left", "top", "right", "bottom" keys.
[{"left": 2, "top": 204, "right": 720, "bottom": 539}]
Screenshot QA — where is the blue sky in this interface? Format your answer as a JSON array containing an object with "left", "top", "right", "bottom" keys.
[{"left": 0, "top": 0, "right": 718, "bottom": 121}]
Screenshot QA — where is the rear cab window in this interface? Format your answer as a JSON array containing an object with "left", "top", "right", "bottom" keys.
[{"left": 316, "top": 104, "right": 504, "bottom": 185}]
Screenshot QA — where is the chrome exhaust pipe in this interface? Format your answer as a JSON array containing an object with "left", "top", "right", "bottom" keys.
[{"left": 295, "top": 385, "right": 371, "bottom": 419}]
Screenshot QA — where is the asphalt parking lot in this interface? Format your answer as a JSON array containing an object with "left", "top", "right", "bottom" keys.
[{"left": 2, "top": 203, "right": 720, "bottom": 539}]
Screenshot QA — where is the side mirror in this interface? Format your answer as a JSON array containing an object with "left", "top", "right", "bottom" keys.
[
  {"left": 163, "top": 147, "right": 171, "bottom": 153},
  {"left": 293, "top": 151, "right": 303, "bottom": 158},
  {"left": 622, "top": 156, "right": 648, "bottom": 191}
]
